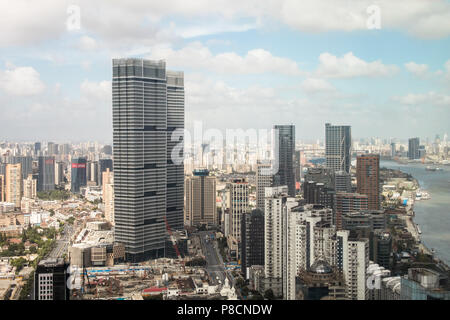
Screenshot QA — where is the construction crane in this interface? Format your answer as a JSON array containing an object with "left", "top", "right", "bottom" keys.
[
  {"left": 81, "top": 265, "right": 92, "bottom": 294},
  {"left": 164, "top": 215, "right": 185, "bottom": 271}
]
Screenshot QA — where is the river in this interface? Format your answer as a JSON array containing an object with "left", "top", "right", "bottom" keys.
[{"left": 381, "top": 160, "right": 450, "bottom": 265}]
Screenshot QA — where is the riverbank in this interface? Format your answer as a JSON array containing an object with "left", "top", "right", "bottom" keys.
[
  {"left": 382, "top": 160, "right": 450, "bottom": 267},
  {"left": 397, "top": 184, "right": 433, "bottom": 256}
]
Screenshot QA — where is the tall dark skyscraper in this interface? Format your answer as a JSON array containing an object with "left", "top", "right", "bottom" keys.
[
  {"left": 34, "top": 142, "right": 41, "bottom": 155},
  {"left": 71, "top": 157, "right": 87, "bottom": 193},
  {"left": 325, "top": 123, "right": 351, "bottom": 173},
  {"left": 97, "top": 158, "right": 113, "bottom": 186},
  {"left": 274, "top": 125, "right": 295, "bottom": 197},
  {"left": 241, "top": 208, "right": 265, "bottom": 276},
  {"left": 37, "top": 156, "right": 55, "bottom": 192},
  {"left": 372, "top": 231, "right": 392, "bottom": 269},
  {"left": 303, "top": 181, "right": 335, "bottom": 209},
  {"left": 294, "top": 150, "right": 302, "bottom": 184},
  {"left": 112, "top": 58, "right": 184, "bottom": 262},
  {"left": 408, "top": 137, "right": 420, "bottom": 160},
  {"left": 356, "top": 154, "right": 380, "bottom": 210}
]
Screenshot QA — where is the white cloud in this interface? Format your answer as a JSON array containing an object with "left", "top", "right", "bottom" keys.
[
  {"left": 380, "top": 0, "right": 450, "bottom": 39},
  {"left": 0, "top": 79, "right": 113, "bottom": 141},
  {"left": 404, "top": 62, "right": 429, "bottom": 77},
  {"left": 147, "top": 42, "right": 303, "bottom": 75},
  {"left": 90, "top": 0, "right": 450, "bottom": 39},
  {"left": 80, "top": 80, "right": 111, "bottom": 101},
  {"left": 3, "top": 0, "right": 450, "bottom": 49},
  {"left": 0, "top": 65, "right": 46, "bottom": 96},
  {"left": 205, "top": 39, "right": 232, "bottom": 47},
  {"left": 279, "top": 0, "right": 368, "bottom": 33},
  {"left": 278, "top": 0, "right": 450, "bottom": 39},
  {"left": 182, "top": 74, "right": 411, "bottom": 142},
  {"left": 175, "top": 20, "right": 261, "bottom": 38},
  {"left": 77, "top": 36, "right": 98, "bottom": 51},
  {"left": 300, "top": 78, "right": 335, "bottom": 94},
  {"left": 315, "top": 52, "right": 398, "bottom": 78},
  {"left": 184, "top": 73, "right": 297, "bottom": 130},
  {"left": 185, "top": 74, "right": 278, "bottom": 111},
  {"left": 0, "top": 0, "right": 66, "bottom": 47},
  {"left": 393, "top": 91, "right": 450, "bottom": 107}
]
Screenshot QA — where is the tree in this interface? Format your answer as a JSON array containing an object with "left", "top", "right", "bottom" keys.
[
  {"left": 235, "top": 277, "right": 245, "bottom": 288},
  {"left": 37, "top": 190, "right": 70, "bottom": 201},
  {"left": 19, "top": 273, "right": 34, "bottom": 300},
  {"left": 11, "top": 257, "right": 27, "bottom": 273}
]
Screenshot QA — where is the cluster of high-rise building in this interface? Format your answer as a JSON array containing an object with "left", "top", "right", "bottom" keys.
[
  {"left": 231, "top": 121, "right": 397, "bottom": 300},
  {"left": 0, "top": 143, "right": 114, "bottom": 219},
  {"left": 4, "top": 57, "right": 449, "bottom": 301},
  {"left": 99, "top": 58, "right": 399, "bottom": 299}
]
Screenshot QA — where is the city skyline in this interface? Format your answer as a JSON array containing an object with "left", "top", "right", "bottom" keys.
[
  {"left": 0, "top": 1, "right": 450, "bottom": 304},
  {"left": 0, "top": 1, "right": 450, "bottom": 141}
]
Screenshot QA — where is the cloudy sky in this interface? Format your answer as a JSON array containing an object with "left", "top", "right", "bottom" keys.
[{"left": 0, "top": 0, "right": 449, "bottom": 143}]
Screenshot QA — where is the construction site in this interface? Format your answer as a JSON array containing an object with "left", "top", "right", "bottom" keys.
[
  {"left": 68, "top": 215, "right": 235, "bottom": 300},
  {"left": 70, "top": 256, "right": 227, "bottom": 300}
]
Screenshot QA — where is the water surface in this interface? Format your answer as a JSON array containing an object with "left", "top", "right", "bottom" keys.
[{"left": 381, "top": 161, "right": 450, "bottom": 265}]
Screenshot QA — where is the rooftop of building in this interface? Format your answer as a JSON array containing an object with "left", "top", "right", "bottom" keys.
[
  {"left": 38, "top": 257, "right": 65, "bottom": 267},
  {"left": 291, "top": 203, "right": 332, "bottom": 213},
  {"left": 142, "top": 287, "right": 168, "bottom": 294},
  {"left": 193, "top": 169, "right": 210, "bottom": 176},
  {"left": 74, "top": 228, "right": 114, "bottom": 245},
  {"left": 309, "top": 260, "right": 333, "bottom": 274}
]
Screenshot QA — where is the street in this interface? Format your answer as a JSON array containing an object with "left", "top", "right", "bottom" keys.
[
  {"left": 199, "top": 231, "right": 227, "bottom": 286},
  {"left": 47, "top": 223, "right": 74, "bottom": 259},
  {"left": 198, "top": 231, "right": 242, "bottom": 299}
]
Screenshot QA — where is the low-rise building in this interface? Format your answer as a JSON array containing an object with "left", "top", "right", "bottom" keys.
[{"left": 400, "top": 268, "right": 450, "bottom": 300}]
